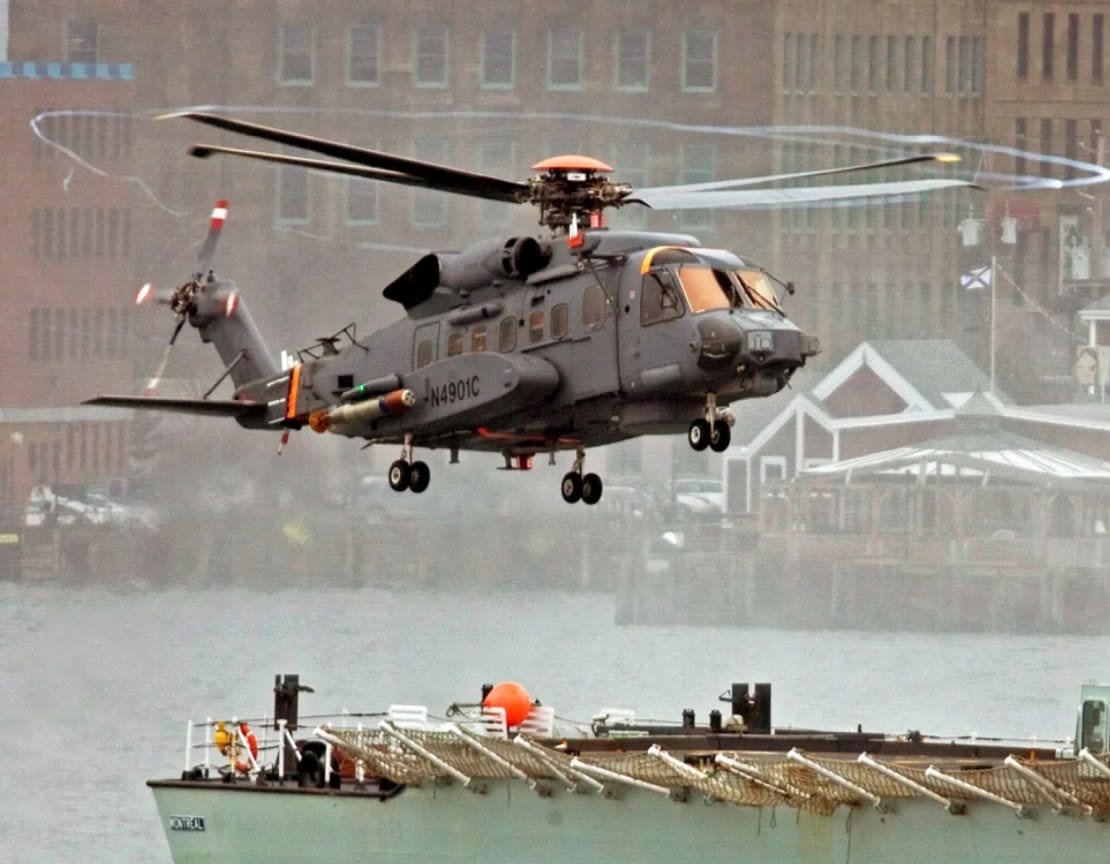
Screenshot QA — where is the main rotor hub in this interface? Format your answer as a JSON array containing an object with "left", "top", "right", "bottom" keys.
[{"left": 527, "top": 156, "right": 631, "bottom": 233}]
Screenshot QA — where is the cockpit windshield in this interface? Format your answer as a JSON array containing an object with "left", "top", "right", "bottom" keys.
[
  {"left": 734, "top": 268, "right": 783, "bottom": 313},
  {"left": 677, "top": 265, "right": 731, "bottom": 314}
]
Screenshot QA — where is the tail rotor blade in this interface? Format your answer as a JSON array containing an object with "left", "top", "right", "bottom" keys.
[
  {"left": 194, "top": 199, "right": 229, "bottom": 277},
  {"left": 143, "top": 316, "right": 186, "bottom": 396}
]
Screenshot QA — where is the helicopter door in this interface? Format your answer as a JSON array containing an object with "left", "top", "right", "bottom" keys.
[
  {"left": 413, "top": 322, "right": 439, "bottom": 370},
  {"left": 617, "top": 264, "right": 688, "bottom": 395}
]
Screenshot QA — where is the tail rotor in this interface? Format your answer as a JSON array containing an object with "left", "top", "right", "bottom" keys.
[{"left": 135, "top": 199, "right": 235, "bottom": 395}]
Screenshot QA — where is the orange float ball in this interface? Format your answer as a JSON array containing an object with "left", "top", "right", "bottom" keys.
[{"left": 483, "top": 681, "right": 532, "bottom": 727}]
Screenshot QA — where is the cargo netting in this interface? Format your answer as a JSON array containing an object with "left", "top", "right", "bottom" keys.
[{"left": 320, "top": 724, "right": 1110, "bottom": 816}]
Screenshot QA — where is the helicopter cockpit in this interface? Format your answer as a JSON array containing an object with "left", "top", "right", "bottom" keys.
[{"left": 639, "top": 247, "right": 786, "bottom": 323}]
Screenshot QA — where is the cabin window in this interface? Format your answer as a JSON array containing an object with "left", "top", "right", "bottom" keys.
[
  {"left": 582, "top": 284, "right": 605, "bottom": 328},
  {"left": 415, "top": 339, "right": 434, "bottom": 368},
  {"left": 447, "top": 331, "right": 464, "bottom": 356},
  {"left": 529, "top": 310, "right": 545, "bottom": 343},
  {"left": 498, "top": 317, "right": 517, "bottom": 352},
  {"left": 551, "top": 303, "right": 568, "bottom": 339},
  {"left": 640, "top": 270, "right": 684, "bottom": 326},
  {"left": 471, "top": 326, "right": 487, "bottom": 352},
  {"left": 678, "top": 265, "right": 730, "bottom": 313}
]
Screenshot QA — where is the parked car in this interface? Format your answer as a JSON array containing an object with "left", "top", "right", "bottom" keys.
[{"left": 673, "top": 477, "right": 725, "bottom": 517}]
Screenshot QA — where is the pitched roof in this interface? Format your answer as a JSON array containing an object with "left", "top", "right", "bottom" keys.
[{"left": 862, "top": 338, "right": 1007, "bottom": 409}]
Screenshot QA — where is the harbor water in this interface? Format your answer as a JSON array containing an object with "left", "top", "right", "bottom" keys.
[{"left": 3, "top": 582, "right": 1108, "bottom": 864}]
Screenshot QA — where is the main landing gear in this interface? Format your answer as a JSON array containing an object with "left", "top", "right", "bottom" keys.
[
  {"left": 561, "top": 446, "right": 603, "bottom": 505},
  {"left": 687, "top": 392, "right": 733, "bottom": 453},
  {"left": 388, "top": 433, "right": 430, "bottom": 493}
]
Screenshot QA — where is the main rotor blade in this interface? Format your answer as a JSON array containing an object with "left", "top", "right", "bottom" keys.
[
  {"left": 194, "top": 199, "right": 228, "bottom": 277},
  {"left": 189, "top": 144, "right": 523, "bottom": 204},
  {"left": 165, "top": 111, "right": 529, "bottom": 202},
  {"left": 632, "top": 178, "right": 978, "bottom": 211},
  {"left": 635, "top": 153, "right": 963, "bottom": 198}
]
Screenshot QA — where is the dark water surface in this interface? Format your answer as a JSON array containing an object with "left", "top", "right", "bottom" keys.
[{"left": 2, "top": 583, "right": 1104, "bottom": 863}]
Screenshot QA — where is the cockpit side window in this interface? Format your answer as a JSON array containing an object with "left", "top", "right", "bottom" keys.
[
  {"left": 678, "top": 265, "right": 731, "bottom": 313},
  {"left": 735, "top": 268, "right": 784, "bottom": 313},
  {"left": 641, "top": 269, "right": 685, "bottom": 326}
]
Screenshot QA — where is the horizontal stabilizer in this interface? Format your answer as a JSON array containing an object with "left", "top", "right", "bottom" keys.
[{"left": 83, "top": 395, "right": 267, "bottom": 418}]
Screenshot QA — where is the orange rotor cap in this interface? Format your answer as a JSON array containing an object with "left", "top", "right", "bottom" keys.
[
  {"left": 531, "top": 155, "right": 613, "bottom": 173},
  {"left": 483, "top": 681, "right": 532, "bottom": 727}
]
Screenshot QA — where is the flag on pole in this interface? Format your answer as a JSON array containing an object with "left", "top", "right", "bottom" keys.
[{"left": 960, "top": 263, "right": 992, "bottom": 291}]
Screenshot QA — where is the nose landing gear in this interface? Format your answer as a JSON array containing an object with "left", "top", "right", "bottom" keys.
[
  {"left": 561, "top": 446, "right": 603, "bottom": 505},
  {"left": 388, "top": 433, "right": 431, "bottom": 493},
  {"left": 688, "top": 393, "right": 733, "bottom": 453}
]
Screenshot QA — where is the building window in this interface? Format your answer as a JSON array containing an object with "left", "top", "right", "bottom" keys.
[
  {"left": 682, "top": 29, "right": 717, "bottom": 91},
  {"left": 279, "top": 23, "right": 313, "bottom": 84},
  {"left": 920, "top": 35, "right": 932, "bottom": 93},
  {"left": 783, "top": 32, "right": 795, "bottom": 92},
  {"left": 807, "top": 34, "right": 820, "bottom": 92},
  {"left": 1043, "top": 13, "right": 1055, "bottom": 80},
  {"left": 833, "top": 34, "right": 845, "bottom": 93},
  {"left": 1017, "top": 12, "right": 1030, "bottom": 78},
  {"left": 886, "top": 35, "right": 897, "bottom": 92},
  {"left": 868, "top": 35, "right": 880, "bottom": 94},
  {"left": 1040, "top": 118, "right": 1053, "bottom": 178},
  {"left": 412, "top": 138, "right": 447, "bottom": 226},
  {"left": 344, "top": 177, "right": 378, "bottom": 225},
  {"left": 904, "top": 35, "right": 915, "bottom": 92},
  {"left": 414, "top": 25, "right": 449, "bottom": 88},
  {"left": 276, "top": 166, "right": 309, "bottom": 224},
  {"left": 945, "top": 36, "right": 955, "bottom": 94},
  {"left": 971, "top": 37, "right": 983, "bottom": 95},
  {"left": 548, "top": 28, "right": 583, "bottom": 89},
  {"left": 615, "top": 29, "right": 650, "bottom": 90},
  {"left": 498, "top": 317, "right": 516, "bottom": 352},
  {"left": 1015, "top": 118, "right": 1027, "bottom": 177},
  {"left": 1095, "top": 14, "right": 1105, "bottom": 84},
  {"left": 760, "top": 456, "right": 787, "bottom": 483},
  {"left": 1066, "top": 118, "right": 1078, "bottom": 180},
  {"left": 1067, "top": 14, "right": 1079, "bottom": 82},
  {"left": 478, "top": 137, "right": 512, "bottom": 227},
  {"left": 348, "top": 25, "right": 381, "bottom": 86},
  {"left": 481, "top": 30, "right": 515, "bottom": 88},
  {"left": 679, "top": 142, "right": 715, "bottom": 229},
  {"left": 610, "top": 139, "right": 649, "bottom": 228},
  {"left": 850, "top": 35, "right": 861, "bottom": 93},
  {"left": 66, "top": 20, "right": 98, "bottom": 63}
]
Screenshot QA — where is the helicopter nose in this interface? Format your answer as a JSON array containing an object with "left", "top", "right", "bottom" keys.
[{"left": 696, "top": 318, "right": 743, "bottom": 371}]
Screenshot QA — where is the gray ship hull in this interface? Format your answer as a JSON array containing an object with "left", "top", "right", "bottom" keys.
[{"left": 150, "top": 777, "right": 1107, "bottom": 864}]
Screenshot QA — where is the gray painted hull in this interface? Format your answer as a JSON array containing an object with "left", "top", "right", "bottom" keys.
[{"left": 151, "top": 778, "right": 1109, "bottom": 864}]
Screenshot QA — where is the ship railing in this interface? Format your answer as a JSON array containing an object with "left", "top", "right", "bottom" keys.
[{"left": 180, "top": 710, "right": 386, "bottom": 780}]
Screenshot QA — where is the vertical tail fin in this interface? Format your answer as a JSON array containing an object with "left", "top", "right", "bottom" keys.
[{"left": 190, "top": 280, "right": 279, "bottom": 388}]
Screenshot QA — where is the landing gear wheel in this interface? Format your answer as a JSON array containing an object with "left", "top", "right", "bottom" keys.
[
  {"left": 561, "top": 472, "right": 583, "bottom": 504},
  {"left": 388, "top": 460, "right": 411, "bottom": 492},
  {"left": 688, "top": 419, "right": 711, "bottom": 451},
  {"left": 709, "top": 420, "right": 731, "bottom": 452},
  {"left": 408, "top": 461, "right": 431, "bottom": 493},
  {"left": 581, "top": 473, "right": 603, "bottom": 505}
]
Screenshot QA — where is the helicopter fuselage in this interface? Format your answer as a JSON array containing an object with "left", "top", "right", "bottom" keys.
[{"left": 228, "top": 230, "right": 819, "bottom": 460}]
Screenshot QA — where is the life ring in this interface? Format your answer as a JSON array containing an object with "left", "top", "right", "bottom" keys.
[{"left": 214, "top": 720, "right": 258, "bottom": 774}]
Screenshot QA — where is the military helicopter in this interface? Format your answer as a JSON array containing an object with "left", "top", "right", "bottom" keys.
[{"left": 85, "top": 112, "right": 971, "bottom": 504}]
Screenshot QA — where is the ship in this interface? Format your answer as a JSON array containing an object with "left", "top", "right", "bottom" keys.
[{"left": 149, "top": 674, "right": 1110, "bottom": 864}]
